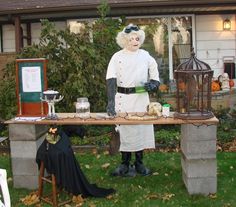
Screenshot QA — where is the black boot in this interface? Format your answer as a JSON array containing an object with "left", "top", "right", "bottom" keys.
[
  {"left": 112, "top": 152, "right": 135, "bottom": 177},
  {"left": 134, "top": 150, "right": 152, "bottom": 176}
]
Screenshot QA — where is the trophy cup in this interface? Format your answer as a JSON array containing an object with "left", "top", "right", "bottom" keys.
[{"left": 41, "top": 90, "right": 63, "bottom": 119}]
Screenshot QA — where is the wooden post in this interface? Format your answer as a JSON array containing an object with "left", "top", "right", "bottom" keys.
[
  {"left": 14, "top": 16, "right": 22, "bottom": 53},
  {"left": 26, "top": 23, "right": 32, "bottom": 45}
]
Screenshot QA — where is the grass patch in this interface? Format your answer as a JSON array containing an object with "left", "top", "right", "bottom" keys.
[{"left": 1, "top": 152, "right": 236, "bottom": 206}]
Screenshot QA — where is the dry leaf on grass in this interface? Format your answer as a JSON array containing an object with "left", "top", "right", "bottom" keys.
[
  {"left": 106, "top": 194, "right": 114, "bottom": 200},
  {"left": 85, "top": 164, "right": 90, "bottom": 169},
  {"left": 161, "top": 193, "right": 175, "bottom": 201},
  {"left": 145, "top": 193, "right": 159, "bottom": 200},
  {"left": 72, "top": 195, "right": 84, "bottom": 206},
  {"left": 101, "top": 163, "right": 110, "bottom": 169},
  {"left": 20, "top": 191, "right": 40, "bottom": 206},
  {"left": 152, "top": 172, "right": 159, "bottom": 175},
  {"left": 209, "top": 193, "right": 217, "bottom": 199}
]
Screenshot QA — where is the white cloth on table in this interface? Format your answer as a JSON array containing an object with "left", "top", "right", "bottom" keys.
[{"left": 106, "top": 49, "right": 159, "bottom": 151}]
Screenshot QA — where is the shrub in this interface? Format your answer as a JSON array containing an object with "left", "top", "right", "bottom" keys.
[{"left": 0, "top": 1, "right": 122, "bottom": 120}]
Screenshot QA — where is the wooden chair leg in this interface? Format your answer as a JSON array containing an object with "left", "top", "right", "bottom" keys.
[
  {"left": 38, "top": 161, "right": 45, "bottom": 198},
  {"left": 38, "top": 161, "right": 71, "bottom": 207},
  {"left": 51, "top": 174, "right": 58, "bottom": 207}
]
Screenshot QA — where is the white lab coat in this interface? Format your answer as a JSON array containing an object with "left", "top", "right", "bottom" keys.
[{"left": 106, "top": 48, "right": 159, "bottom": 151}]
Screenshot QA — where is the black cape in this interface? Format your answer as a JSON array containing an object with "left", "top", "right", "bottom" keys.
[{"left": 36, "top": 131, "right": 115, "bottom": 198}]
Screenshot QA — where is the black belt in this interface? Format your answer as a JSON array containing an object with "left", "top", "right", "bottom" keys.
[{"left": 117, "top": 87, "right": 136, "bottom": 94}]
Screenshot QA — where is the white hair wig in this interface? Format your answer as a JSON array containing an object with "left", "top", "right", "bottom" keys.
[{"left": 116, "top": 24, "right": 145, "bottom": 49}]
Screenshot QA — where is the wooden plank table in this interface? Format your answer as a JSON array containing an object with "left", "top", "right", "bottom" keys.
[
  {"left": 5, "top": 112, "right": 219, "bottom": 125},
  {"left": 5, "top": 112, "right": 219, "bottom": 195}
]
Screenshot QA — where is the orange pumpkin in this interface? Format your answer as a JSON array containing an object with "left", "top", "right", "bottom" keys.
[
  {"left": 229, "top": 79, "right": 235, "bottom": 88},
  {"left": 211, "top": 81, "right": 220, "bottom": 91},
  {"left": 159, "top": 84, "right": 168, "bottom": 93}
]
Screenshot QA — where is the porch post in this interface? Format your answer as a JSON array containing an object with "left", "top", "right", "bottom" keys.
[{"left": 14, "top": 16, "right": 22, "bottom": 53}]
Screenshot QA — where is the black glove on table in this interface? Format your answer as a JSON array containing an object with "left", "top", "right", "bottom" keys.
[
  {"left": 106, "top": 78, "right": 117, "bottom": 116},
  {"left": 144, "top": 79, "right": 160, "bottom": 92}
]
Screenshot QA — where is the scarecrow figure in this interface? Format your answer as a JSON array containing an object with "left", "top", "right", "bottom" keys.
[{"left": 106, "top": 24, "right": 160, "bottom": 176}]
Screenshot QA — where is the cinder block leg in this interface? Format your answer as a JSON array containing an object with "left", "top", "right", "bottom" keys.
[
  {"left": 180, "top": 124, "right": 217, "bottom": 195},
  {"left": 9, "top": 124, "right": 47, "bottom": 189}
]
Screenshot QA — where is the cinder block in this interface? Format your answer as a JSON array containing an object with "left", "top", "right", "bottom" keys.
[
  {"left": 11, "top": 157, "right": 39, "bottom": 176},
  {"left": 181, "top": 124, "right": 217, "bottom": 141},
  {"left": 181, "top": 156, "right": 217, "bottom": 178},
  {"left": 10, "top": 136, "right": 44, "bottom": 158},
  {"left": 181, "top": 139, "right": 216, "bottom": 159},
  {"left": 13, "top": 175, "right": 39, "bottom": 190},
  {"left": 9, "top": 124, "right": 48, "bottom": 141},
  {"left": 182, "top": 171, "right": 217, "bottom": 195}
]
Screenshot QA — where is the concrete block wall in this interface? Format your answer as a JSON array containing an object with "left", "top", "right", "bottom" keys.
[
  {"left": 180, "top": 124, "right": 217, "bottom": 195},
  {"left": 9, "top": 124, "right": 48, "bottom": 189}
]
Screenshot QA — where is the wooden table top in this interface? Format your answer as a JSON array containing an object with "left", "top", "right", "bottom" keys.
[{"left": 5, "top": 112, "right": 219, "bottom": 125}]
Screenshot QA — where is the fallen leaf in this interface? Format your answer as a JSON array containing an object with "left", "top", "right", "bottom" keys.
[
  {"left": 20, "top": 191, "right": 40, "bottom": 206},
  {"left": 209, "top": 193, "right": 217, "bottom": 199},
  {"left": 145, "top": 193, "right": 159, "bottom": 200},
  {"left": 85, "top": 164, "right": 90, "bottom": 169},
  {"left": 106, "top": 194, "right": 114, "bottom": 200},
  {"left": 152, "top": 172, "right": 159, "bottom": 176},
  {"left": 101, "top": 163, "right": 110, "bottom": 169},
  {"left": 72, "top": 195, "right": 84, "bottom": 206},
  {"left": 161, "top": 193, "right": 175, "bottom": 201}
]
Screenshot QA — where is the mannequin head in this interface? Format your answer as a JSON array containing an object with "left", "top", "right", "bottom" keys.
[{"left": 116, "top": 24, "right": 145, "bottom": 51}]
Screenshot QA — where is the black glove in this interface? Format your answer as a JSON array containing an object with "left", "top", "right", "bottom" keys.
[
  {"left": 106, "top": 78, "right": 117, "bottom": 116},
  {"left": 144, "top": 79, "right": 160, "bottom": 92}
]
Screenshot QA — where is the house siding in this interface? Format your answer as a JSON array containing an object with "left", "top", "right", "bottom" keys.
[
  {"left": 1, "top": 15, "right": 236, "bottom": 79},
  {"left": 196, "top": 14, "right": 236, "bottom": 78},
  {"left": 2, "top": 21, "right": 67, "bottom": 52}
]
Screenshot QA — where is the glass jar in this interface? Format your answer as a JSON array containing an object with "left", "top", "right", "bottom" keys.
[{"left": 75, "top": 97, "right": 90, "bottom": 118}]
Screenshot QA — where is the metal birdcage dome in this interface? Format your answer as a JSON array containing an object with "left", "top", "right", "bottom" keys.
[{"left": 174, "top": 49, "right": 214, "bottom": 119}]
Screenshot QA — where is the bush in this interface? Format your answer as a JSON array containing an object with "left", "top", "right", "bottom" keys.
[{"left": 0, "top": 1, "right": 122, "bottom": 120}]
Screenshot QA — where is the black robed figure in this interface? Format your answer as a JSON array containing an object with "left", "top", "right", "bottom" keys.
[{"left": 36, "top": 128, "right": 115, "bottom": 198}]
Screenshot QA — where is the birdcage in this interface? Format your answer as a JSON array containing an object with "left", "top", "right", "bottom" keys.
[{"left": 174, "top": 49, "right": 214, "bottom": 119}]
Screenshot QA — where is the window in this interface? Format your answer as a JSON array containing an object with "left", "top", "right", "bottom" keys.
[
  {"left": 68, "top": 15, "right": 195, "bottom": 84},
  {"left": 127, "top": 15, "right": 194, "bottom": 83}
]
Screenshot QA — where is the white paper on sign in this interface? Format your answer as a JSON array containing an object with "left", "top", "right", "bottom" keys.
[{"left": 22, "top": 66, "right": 42, "bottom": 92}]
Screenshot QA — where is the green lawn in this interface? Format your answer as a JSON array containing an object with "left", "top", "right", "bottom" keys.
[{"left": 1, "top": 151, "right": 236, "bottom": 207}]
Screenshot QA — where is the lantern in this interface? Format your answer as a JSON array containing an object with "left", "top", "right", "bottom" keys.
[{"left": 174, "top": 49, "right": 214, "bottom": 119}]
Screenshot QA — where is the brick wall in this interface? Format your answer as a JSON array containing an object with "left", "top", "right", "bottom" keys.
[{"left": 0, "top": 52, "right": 17, "bottom": 80}]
